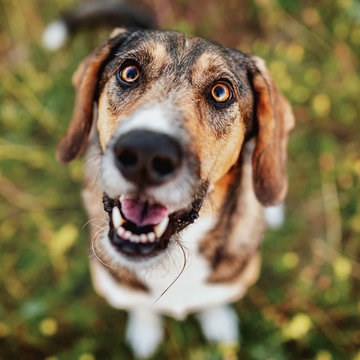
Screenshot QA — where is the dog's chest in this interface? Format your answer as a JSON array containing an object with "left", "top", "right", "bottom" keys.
[{"left": 92, "top": 217, "right": 245, "bottom": 319}]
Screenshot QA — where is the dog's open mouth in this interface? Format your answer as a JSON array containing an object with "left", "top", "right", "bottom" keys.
[
  {"left": 103, "top": 182, "right": 208, "bottom": 258},
  {"left": 105, "top": 195, "right": 173, "bottom": 257}
]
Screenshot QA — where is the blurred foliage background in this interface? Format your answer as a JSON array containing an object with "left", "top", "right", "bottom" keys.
[{"left": 0, "top": 0, "right": 359, "bottom": 359}]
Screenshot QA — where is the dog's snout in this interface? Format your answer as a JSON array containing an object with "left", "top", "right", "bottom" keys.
[{"left": 114, "top": 130, "right": 182, "bottom": 186}]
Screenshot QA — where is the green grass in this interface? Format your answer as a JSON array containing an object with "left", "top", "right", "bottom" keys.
[{"left": 1, "top": 0, "right": 359, "bottom": 359}]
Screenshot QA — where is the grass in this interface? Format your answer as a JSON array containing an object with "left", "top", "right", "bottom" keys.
[{"left": 0, "top": 0, "right": 359, "bottom": 359}]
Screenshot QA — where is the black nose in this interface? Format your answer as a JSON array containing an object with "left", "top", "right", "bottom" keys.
[{"left": 113, "top": 130, "right": 182, "bottom": 186}]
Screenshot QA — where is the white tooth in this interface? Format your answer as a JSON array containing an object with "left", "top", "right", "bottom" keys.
[
  {"left": 117, "top": 227, "right": 125, "bottom": 237},
  {"left": 154, "top": 216, "right": 169, "bottom": 238},
  {"left": 130, "top": 234, "right": 140, "bottom": 243},
  {"left": 123, "top": 231, "right": 132, "bottom": 240},
  {"left": 119, "top": 194, "right": 125, "bottom": 202},
  {"left": 147, "top": 232, "right": 156, "bottom": 242},
  {"left": 140, "top": 234, "right": 148, "bottom": 243},
  {"left": 112, "top": 207, "right": 122, "bottom": 228}
]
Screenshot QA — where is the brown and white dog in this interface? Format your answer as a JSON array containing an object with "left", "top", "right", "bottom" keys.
[{"left": 54, "top": 8, "right": 294, "bottom": 357}]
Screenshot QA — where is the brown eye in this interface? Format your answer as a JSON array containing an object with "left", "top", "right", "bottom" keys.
[
  {"left": 211, "top": 83, "right": 232, "bottom": 103},
  {"left": 119, "top": 65, "right": 140, "bottom": 84}
]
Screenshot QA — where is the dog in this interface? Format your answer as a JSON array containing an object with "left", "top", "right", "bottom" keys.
[{"left": 52, "top": 4, "right": 294, "bottom": 358}]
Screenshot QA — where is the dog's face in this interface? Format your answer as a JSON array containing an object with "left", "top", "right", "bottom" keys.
[{"left": 58, "top": 29, "right": 294, "bottom": 266}]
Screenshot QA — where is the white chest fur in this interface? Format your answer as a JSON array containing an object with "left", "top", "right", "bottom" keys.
[{"left": 91, "top": 216, "right": 246, "bottom": 320}]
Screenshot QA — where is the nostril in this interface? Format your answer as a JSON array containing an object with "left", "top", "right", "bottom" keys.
[
  {"left": 152, "top": 156, "right": 175, "bottom": 177},
  {"left": 116, "top": 149, "right": 138, "bottom": 168},
  {"left": 113, "top": 130, "right": 182, "bottom": 185}
]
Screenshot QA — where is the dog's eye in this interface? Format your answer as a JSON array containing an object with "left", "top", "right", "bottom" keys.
[
  {"left": 118, "top": 65, "right": 140, "bottom": 85},
  {"left": 210, "top": 83, "right": 232, "bottom": 104}
]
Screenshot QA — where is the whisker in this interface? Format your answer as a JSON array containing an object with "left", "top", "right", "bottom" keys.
[
  {"left": 152, "top": 240, "right": 188, "bottom": 304},
  {"left": 90, "top": 224, "right": 108, "bottom": 232},
  {"left": 92, "top": 225, "right": 107, "bottom": 239},
  {"left": 91, "top": 242, "right": 115, "bottom": 270},
  {"left": 83, "top": 217, "right": 107, "bottom": 230},
  {"left": 89, "top": 226, "right": 116, "bottom": 269}
]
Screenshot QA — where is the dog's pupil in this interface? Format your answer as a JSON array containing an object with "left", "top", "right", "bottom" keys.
[
  {"left": 212, "top": 85, "right": 228, "bottom": 101},
  {"left": 124, "top": 67, "right": 138, "bottom": 81}
]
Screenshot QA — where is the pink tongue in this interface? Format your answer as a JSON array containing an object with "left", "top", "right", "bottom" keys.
[{"left": 121, "top": 198, "right": 168, "bottom": 227}]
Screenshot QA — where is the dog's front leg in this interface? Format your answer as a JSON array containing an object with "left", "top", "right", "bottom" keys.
[
  {"left": 196, "top": 305, "right": 239, "bottom": 349},
  {"left": 126, "top": 309, "right": 163, "bottom": 359}
]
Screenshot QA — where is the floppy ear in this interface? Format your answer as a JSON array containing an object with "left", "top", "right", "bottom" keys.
[
  {"left": 57, "top": 28, "right": 128, "bottom": 163},
  {"left": 249, "top": 56, "right": 295, "bottom": 206}
]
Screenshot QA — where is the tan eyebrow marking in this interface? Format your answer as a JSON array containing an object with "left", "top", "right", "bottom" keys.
[
  {"left": 191, "top": 53, "right": 229, "bottom": 83},
  {"left": 123, "top": 40, "right": 170, "bottom": 72}
]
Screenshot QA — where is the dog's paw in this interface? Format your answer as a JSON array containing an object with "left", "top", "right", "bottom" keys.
[
  {"left": 126, "top": 309, "right": 163, "bottom": 359},
  {"left": 196, "top": 305, "right": 239, "bottom": 344}
]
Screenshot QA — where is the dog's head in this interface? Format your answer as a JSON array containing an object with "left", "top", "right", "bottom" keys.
[{"left": 58, "top": 29, "right": 294, "bottom": 264}]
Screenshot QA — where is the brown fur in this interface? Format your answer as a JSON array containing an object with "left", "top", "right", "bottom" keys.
[
  {"left": 107, "top": 266, "right": 149, "bottom": 292},
  {"left": 57, "top": 33, "right": 126, "bottom": 162},
  {"left": 200, "top": 140, "right": 265, "bottom": 282},
  {"left": 250, "top": 57, "right": 295, "bottom": 205}
]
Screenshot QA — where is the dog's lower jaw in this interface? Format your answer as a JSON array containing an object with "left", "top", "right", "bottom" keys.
[{"left": 92, "top": 227, "right": 178, "bottom": 271}]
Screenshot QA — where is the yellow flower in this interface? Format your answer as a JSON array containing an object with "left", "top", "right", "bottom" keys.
[
  {"left": 40, "top": 318, "right": 58, "bottom": 336},
  {"left": 316, "top": 350, "right": 333, "bottom": 360},
  {"left": 282, "top": 252, "right": 299, "bottom": 269},
  {"left": 282, "top": 313, "right": 312, "bottom": 340},
  {"left": 333, "top": 256, "right": 352, "bottom": 280},
  {"left": 0, "top": 322, "right": 10, "bottom": 337},
  {"left": 353, "top": 350, "right": 360, "bottom": 360},
  {"left": 79, "top": 354, "right": 96, "bottom": 360},
  {"left": 312, "top": 94, "right": 331, "bottom": 117},
  {"left": 286, "top": 44, "right": 304, "bottom": 63}
]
